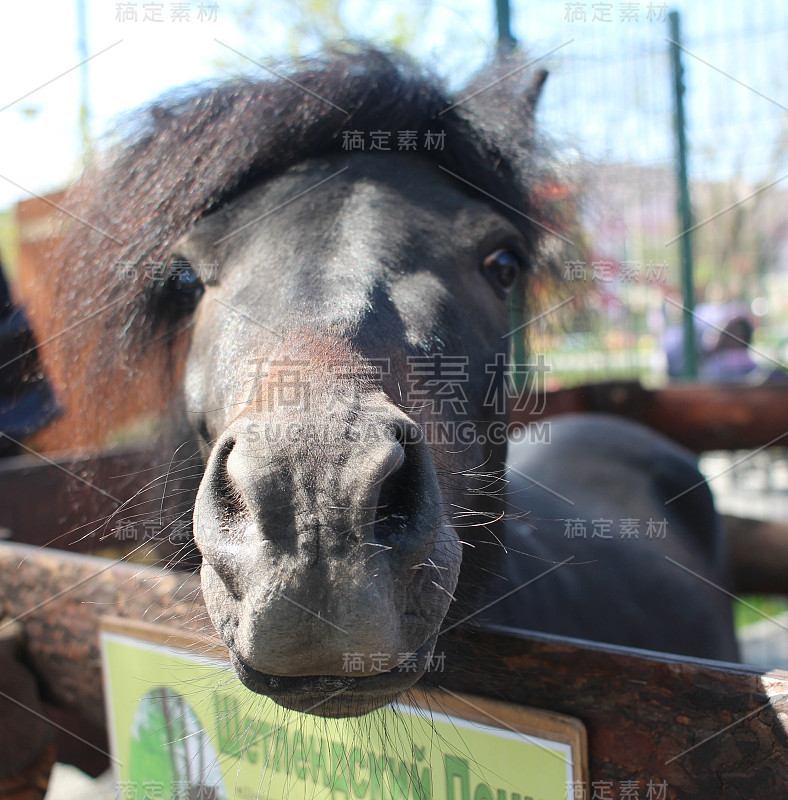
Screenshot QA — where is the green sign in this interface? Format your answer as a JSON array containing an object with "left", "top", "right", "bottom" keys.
[{"left": 102, "top": 621, "right": 585, "bottom": 800}]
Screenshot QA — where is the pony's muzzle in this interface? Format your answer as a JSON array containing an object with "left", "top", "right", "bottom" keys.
[
  {"left": 193, "top": 405, "right": 443, "bottom": 580},
  {"left": 192, "top": 403, "right": 451, "bottom": 677}
]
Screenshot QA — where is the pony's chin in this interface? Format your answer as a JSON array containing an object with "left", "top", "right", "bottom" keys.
[
  {"left": 228, "top": 636, "right": 437, "bottom": 718},
  {"left": 267, "top": 689, "right": 404, "bottom": 718}
]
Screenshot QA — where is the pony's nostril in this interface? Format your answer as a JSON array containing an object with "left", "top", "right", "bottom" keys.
[
  {"left": 374, "top": 429, "right": 427, "bottom": 546},
  {"left": 214, "top": 437, "right": 248, "bottom": 522}
]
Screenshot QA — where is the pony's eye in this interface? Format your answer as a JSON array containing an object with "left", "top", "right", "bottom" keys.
[
  {"left": 482, "top": 249, "right": 522, "bottom": 296},
  {"left": 166, "top": 257, "right": 204, "bottom": 308}
]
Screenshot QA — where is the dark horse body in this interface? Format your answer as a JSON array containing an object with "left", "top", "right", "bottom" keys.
[{"left": 51, "top": 50, "right": 737, "bottom": 719}]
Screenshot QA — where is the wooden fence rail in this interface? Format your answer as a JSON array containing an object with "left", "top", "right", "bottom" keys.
[
  {"left": 0, "top": 542, "right": 786, "bottom": 798},
  {"left": 509, "top": 380, "right": 788, "bottom": 452}
]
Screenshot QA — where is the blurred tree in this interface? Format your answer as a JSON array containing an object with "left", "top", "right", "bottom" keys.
[{"left": 216, "top": 0, "right": 494, "bottom": 82}]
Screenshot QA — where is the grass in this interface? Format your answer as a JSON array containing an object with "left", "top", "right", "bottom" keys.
[{"left": 733, "top": 595, "right": 788, "bottom": 631}]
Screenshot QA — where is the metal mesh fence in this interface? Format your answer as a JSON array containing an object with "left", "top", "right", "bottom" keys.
[
  {"left": 518, "top": 1, "right": 788, "bottom": 388},
  {"left": 508, "top": 2, "right": 788, "bottom": 524}
]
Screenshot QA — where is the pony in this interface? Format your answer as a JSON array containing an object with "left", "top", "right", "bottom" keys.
[{"left": 43, "top": 47, "right": 737, "bottom": 719}]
